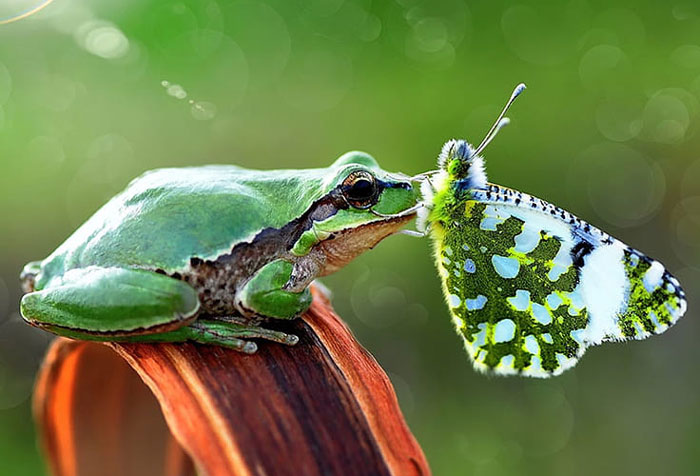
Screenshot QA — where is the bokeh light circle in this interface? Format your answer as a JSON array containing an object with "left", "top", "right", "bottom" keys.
[
  {"left": 671, "top": 196, "right": 700, "bottom": 268},
  {"left": 77, "top": 133, "right": 135, "bottom": 186},
  {"left": 579, "top": 44, "right": 626, "bottom": 92},
  {"left": 385, "top": 0, "right": 470, "bottom": 67},
  {"left": 221, "top": 2, "right": 290, "bottom": 87},
  {"left": 681, "top": 157, "right": 700, "bottom": 198},
  {"left": 671, "top": 44, "right": 700, "bottom": 70},
  {"left": 592, "top": 8, "right": 645, "bottom": 55},
  {"left": 641, "top": 88, "right": 696, "bottom": 144},
  {"left": 595, "top": 97, "right": 643, "bottom": 142},
  {"left": 410, "top": 17, "right": 449, "bottom": 53},
  {"left": 502, "top": 3, "right": 590, "bottom": 65},
  {"left": 74, "top": 20, "right": 130, "bottom": 59},
  {"left": 278, "top": 44, "right": 352, "bottom": 112},
  {"left": 569, "top": 142, "right": 666, "bottom": 228},
  {"left": 190, "top": 101, "right": 216, "bottom": 121}
]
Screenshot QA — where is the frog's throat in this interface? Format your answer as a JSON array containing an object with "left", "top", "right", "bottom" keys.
[{"left": 315, "top": 213, "right": 416, "bottom": 276}]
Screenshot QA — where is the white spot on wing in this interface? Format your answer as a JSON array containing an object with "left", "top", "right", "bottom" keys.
[
  {"left": 546, "top": 293, "right": 563, "bottom": 309},
  {"left": 492, "top": 255, "right": 520, "bottom": 278},
  {"left": 513, "top": 224, "right": 541, "bottom": 253},
  {"left": 465, "top": 323, "right": 488, "bottom": 360},
  {"left": 548, "top": 244, "right": 573, "bottom": 281},
  {"left": 648, "top": 310, "right": 662, "bottom": 331},
  {"left": 579, "top": 242, "right": 627, "bottom": 344},
  {"left": 499, "top": 354, "right": 515, "bottom": 368},
  {"left": 523, "top": 355, "right": 545, "bottom": 377},
  {"left": 466, "top": 294, "right": 487, "bottom": 310},
  {"left": 480, "top": 205, "right": 510, "bottom": 230},
  {"left": 570, "top": 329, "right": 585, "bottom": 344},
  {"left": 643, "top": 261, "right": 665, "bottom": 293},
  {"left": 555, "top": 353, "right": 579, "bottom": 374},
  {"left": 494, "top": 319, "right": 516, "bottom": 342},
  {"left": 493, "top": 354, "right": 519, "bottom": 376},
  {"left": 463, "top": 259, "right": 476, "bottom": 273},
  {"left": 524, "top": 335, "right": 539, "bottom": 354},
  {"left": 633, "top": 321, "right": 650, "bottom": 339},
  {"left": 532, "top": 303, "right": 552, "bottom": 324},
  {"left": 448, "top": 294, "right": 461, "bottom": 308},
  {"left": 508, "top": 290, "right": 530, "bottom": 311},
  {"left": 473, "top": 323, "right": 487, "bottom": 348}
]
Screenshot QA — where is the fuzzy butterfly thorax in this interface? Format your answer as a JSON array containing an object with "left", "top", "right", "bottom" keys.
[
  {"left": 419, "top": 86, "right": 687, "bottom": 378},
  {"left": 439, "top": 139, "right": 488, "bottom": 187},
  {"left": 416, "top": 139, "right": 487, "bottom": 234}
]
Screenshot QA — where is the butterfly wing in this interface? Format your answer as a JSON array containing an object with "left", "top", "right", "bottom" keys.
[{"left": 432, "top": 183, "right": 687, "bottom": 377}]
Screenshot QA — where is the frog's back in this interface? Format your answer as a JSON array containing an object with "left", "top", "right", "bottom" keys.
[{"left": 35, "top": 165, "right": 329, "bottom": 289}]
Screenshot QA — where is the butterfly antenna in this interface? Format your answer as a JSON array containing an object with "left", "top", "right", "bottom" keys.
[{"left": 472, "top": 83, "right": 526, "bottom": 157}]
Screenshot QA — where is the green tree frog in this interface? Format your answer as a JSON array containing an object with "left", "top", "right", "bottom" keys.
[{"left": 19, "top": 152, "right": 419, "bottom": 353}]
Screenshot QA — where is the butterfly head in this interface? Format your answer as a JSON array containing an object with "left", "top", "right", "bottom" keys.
[
  {"left": 415, "top": 83, "right": 525, "bottom": 232},
  {"left": 437, "top": 138, "right": 487, "bottom": 188}
]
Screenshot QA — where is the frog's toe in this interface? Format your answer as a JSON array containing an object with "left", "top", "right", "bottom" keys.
[
  {"left": 249, "top": 327, "right": 299, "bottom": 346},
  {"left": 283, "top": 333, "right": 300, "bottom": 346},
  {"left": 241, "top": 341, "right": 258, "bottom": 354},
  {"left": 210, "top": 337, "right": 259, "bottom": 354}
]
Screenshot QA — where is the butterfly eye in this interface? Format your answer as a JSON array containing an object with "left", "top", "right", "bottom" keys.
[{"left": 341, "top": 170, "right": 378, "bottom": 209}]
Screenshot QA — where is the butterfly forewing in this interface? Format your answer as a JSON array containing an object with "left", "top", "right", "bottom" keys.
[{"left": 435, "top": 183, "right": 687, "bottom": 377}]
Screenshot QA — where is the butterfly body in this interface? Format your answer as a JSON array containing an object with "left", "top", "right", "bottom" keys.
[{"left": 419, "top": 138, "right": 687, "bottom": 377}]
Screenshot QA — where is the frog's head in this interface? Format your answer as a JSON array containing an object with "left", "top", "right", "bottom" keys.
[
  {"left": 328, "top": 151, "right": 417, "bottom": 214},
  {"left": 291, "top": 151, "right": 419, "bottom": 275}
]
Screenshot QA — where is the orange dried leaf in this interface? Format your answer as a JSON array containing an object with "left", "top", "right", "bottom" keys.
[{"left": 34, "top": 290, "right": 430, "bottom": 476}]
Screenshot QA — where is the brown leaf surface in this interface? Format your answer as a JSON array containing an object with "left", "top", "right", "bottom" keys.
[{"left": 34, "top": 289, "right": 430, "bottom": 476}]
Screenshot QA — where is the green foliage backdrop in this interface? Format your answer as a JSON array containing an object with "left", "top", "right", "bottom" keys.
[{"left": 0, "top": 1, "right": 699, "bottom": 474}]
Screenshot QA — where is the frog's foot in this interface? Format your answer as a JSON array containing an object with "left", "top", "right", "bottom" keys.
[{"left": 188, "top": 318, "right": 299, "bottom": 354}]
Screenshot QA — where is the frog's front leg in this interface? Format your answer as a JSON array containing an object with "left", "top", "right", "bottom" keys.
[{"left": 235, "top": 259, "right": 315, "bottom": 320}]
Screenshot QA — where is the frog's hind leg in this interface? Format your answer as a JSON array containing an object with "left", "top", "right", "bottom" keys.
[
  {"left": 20, "top": 267, "right": 200, "bottom": 338},
  {"left": 21, "top": 266, "right": 298, "bottom": 354}
]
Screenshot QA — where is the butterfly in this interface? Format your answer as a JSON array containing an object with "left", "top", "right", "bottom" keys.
[{"left": 416, "top": 84, "right": 688, "bottom": 378}]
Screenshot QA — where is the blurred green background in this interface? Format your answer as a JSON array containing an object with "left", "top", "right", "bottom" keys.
[{"left": 1, "top": 0, "right": 699, "bottom": 474}]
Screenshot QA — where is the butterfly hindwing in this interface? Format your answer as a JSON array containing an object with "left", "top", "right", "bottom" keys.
[{"left": 434, "top": 183, "right": 687, "bottom": 377}]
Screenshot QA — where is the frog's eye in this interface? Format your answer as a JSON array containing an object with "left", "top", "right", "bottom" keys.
[{"left": 340, "top": 170, "right": 378, "bottom": 209}]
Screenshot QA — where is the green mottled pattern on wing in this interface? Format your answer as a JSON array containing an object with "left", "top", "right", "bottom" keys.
[
  {"left": 619, "top": 251, "right": 683, "bottom": 337},
  {"left": 437, "top": 200, "right": 586, "bottom": 376},
  {"left": 430, "top": 182, "right": 687, "bottom": 377}
]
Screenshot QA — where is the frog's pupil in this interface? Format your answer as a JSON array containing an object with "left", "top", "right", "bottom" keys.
[{"left": 349, "top": 179, "right": 374, "bottom": 200}]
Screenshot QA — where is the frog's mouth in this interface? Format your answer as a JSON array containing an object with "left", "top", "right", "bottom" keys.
[{"left": 315, "top": 210, "right": 417, "bottom": 276}]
